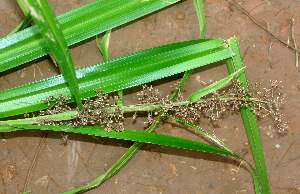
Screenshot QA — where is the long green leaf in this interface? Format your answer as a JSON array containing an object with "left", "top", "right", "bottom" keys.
[
  {"left": 187, "top": 67, "right": 243, "bottom": 103},
  {"left": 226, "top": 37, "right": 270, "bottom": 194},
  {"left": 0, "top": 124, "right": 239, "bottom": 158},
  {"left": 8, "top": 13, "right": 33, "bottom": 35},
  {"left": 193, "top": 0, "right": 206, "bottom": 39},
  {"left": 0, "top": 0, "right": 181, "bottom": 73},
  {"left": 166, "top": 114, "right": 233, "bottom": 153},
  {"left": 0, "top": 39, "right": 234, "bottom": 118},
  {"left": 0, "top": 121, "right": 258, "bottom": 194},
  {"left": 24, "top": 0, "right": 83, "bottom": 110},
  {"left": 17, "top": 0, "right": 31, "bottom": 15}
]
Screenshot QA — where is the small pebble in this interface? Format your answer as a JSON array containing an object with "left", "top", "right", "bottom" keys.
[
  {"left": 195, "top": 75, "right": 201, "bottom": 82},
  {"left": 176, "top": 12, "right": 185, "bottom": 20},
  {"left": 275, "top": 144, "right": 280, "bottom": 148}
]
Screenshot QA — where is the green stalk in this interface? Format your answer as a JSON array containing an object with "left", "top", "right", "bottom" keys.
[
  {"left": 226, "top": 37, "right": 270, "bottom": 194},
  {"left": 193, "top": 0, "right": 206, "bottom": 39},
  {"left": 172, "top": 0, "right": 206, "bottom": 100}
]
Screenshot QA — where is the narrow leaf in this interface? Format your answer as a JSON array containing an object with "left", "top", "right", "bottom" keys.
[
  {"left": 24, "top": 0, "right": 83, "bottom": 110},
  {"left": 8, "top": 13, "right": 33, "bottom": 35},
  {"left": 166, "top": 114, "right": 233, "bottom": 153},
  {"left": 0, "top": 122, "right": 258, "bottom": 194},
  {"left": 187, "top": 67, "right": 242, "bottom": 103},
  {"left": 226, "top": 37, "right": 270, "bottom": 194},
  {"left": 97, "top": 29, "right": 111, "bottom": 61},
  {"left": 0, "top": 124, "right": 238, "bottom": 157},
  {"left": 193, "top": 0, "right": 206, "bottom": 39}
]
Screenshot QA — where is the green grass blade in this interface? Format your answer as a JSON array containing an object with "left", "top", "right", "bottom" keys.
[
  {"left": 0, "top": 39, "right": 234, "bottom": 118},
  {"left": 8, "top": 13, "right": 33, "bottom": 35},
  {"left": 1, "top": 124, "right": 235, "bottom": 163},
  {"left": 166, "top": 114, "right": 233, "bottom": 153},
  {"left": 0, "top": 124, "right": 239, "bottom": 160},
  {"left": 97, "top": 29, "right": 111, "bottom": 61},
  {"left": 171, "top": 0, "right": 205, "bottom": 101},
  {"left": 0, "top": 121, "right": 259, "bottom": 193},
  {"left": 187, "top": 68, "right": 241, "bottom": 103},
  {"left": 0, "top": 0, "right": 181, "bottom": 73},
  {"left": 226, "top": 37, "right": 270, "bottom": 194},
  {"left": 17, "top": 0, "right": 30, "bottom": 15},
  {"left": 193, "top": 0, "right": 206, "bottom": 39},
  {"left": 74, "top": 116, "right": 164, "bottom": 193},
  {"left": 62, "top": 174, "right": 106, "bottom": 194},
  {"left": 24, "top": 0, "right": 83, "bottom": 110}
]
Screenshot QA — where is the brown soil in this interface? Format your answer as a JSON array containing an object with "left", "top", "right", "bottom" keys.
[{"left": 1, "top": 0, "right": 300, "bottom": 193}]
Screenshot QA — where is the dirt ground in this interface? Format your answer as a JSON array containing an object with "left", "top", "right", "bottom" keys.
[{"left": 0, "top": 0, "right": 300, "bottom": 193}]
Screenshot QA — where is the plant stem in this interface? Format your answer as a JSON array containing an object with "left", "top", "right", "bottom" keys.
[{"left": 2, "top": 95, "right": 272, "bottom": 126}]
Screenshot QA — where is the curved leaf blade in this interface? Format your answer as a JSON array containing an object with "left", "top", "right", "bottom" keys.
[
  {"left": 24, "top": 0, "right": 83, "bottom": 109},
  {"left": 8, "top": 13, "right": 33, "bottom": 35},
  {"left": 187, "top": 67, "right": 243, "bottom": 103},
  {"left": 97, "top": 29, "right": 111, "bottom": 61}
]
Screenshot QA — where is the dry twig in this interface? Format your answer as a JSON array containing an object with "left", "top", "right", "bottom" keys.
[
  {"left": 285, "top": 0, "right": 297, "bottom": 13},
  {"left": 32, "top": 64, "right": 43, "bottom": 82},
  {"left": 242, "top": 46, "right": 250, "bottom": 60},
  {"left": 291, "top": 18, "right": 298, "bottom": 67},
  {"left": 268, "top": 42, "right": 274, "bottom": 68},
  {"left": 276, "top": 140, "right": 296, "bottom": 168},
  {"left": 226, "top": 0, "right": 300, "bottom": 53},
  {"left": 23, "top": 133, "right": 46, "bottom": 192}
]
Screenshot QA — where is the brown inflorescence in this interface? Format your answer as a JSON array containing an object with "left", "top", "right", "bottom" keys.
[{"left": 35, "top": 80, "right": 287, "bottom": 133}]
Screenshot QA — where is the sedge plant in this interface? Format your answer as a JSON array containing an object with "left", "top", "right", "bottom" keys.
[{"left": 0, "top": 0, "right": 288, "bottom": 193}]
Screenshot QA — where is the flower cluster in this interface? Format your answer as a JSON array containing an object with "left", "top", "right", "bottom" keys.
[{"left": 36, "top": 79, "right": 287, "bottom": 133}]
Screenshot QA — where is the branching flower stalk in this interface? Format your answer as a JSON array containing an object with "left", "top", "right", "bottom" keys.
[{"left": 32, "top": 80, "right": 287, "bottom": 133}]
